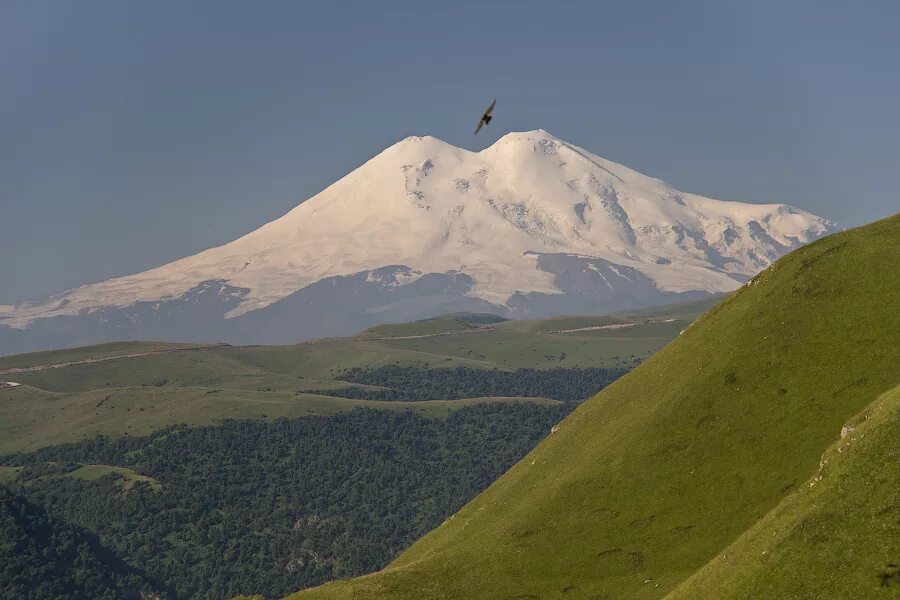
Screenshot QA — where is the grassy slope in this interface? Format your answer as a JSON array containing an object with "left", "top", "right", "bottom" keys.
[
  {"left": 496, "top": 314, "right": 621, "bottom": 333},
  {"left": 0, "top": 340, "right": 210, "bottom": 370},
  {"left": 67, "top": 464, "right": 163, "bottom": 491},
  {"left": 371, "top": 323, "right": 673, "bottom": 370},
  {"left": 288, "top": 215, "right": 900, "bottom": 599},
  {"left": 356, "top": 317, "right": 483, "bottom": 338},
  {"left": 667, "top": 385, "right": 900, "bottom": 599},
  {"left": 610, "top": 295, "right": 724, "bottom": 321},
  {"left": 0, "top": 382, "right": 559, "bottom": 455}
]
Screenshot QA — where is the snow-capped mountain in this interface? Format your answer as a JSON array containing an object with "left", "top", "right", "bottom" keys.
[{"left": 0, "top": 130, "right": 837, "bottom": 354}]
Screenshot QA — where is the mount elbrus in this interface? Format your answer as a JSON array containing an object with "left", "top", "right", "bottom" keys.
[{"left": 0, "top": 130, "right": 836, "bottom": 354}]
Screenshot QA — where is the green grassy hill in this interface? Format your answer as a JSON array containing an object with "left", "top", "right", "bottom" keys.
[
  {"left": 666, "top": 384, "right": 900, "bottom": 599},
  {"left": 0, "top": 340, "right": 212, "bottom": 370},
  {"left": 0, "top": 382, "right": 561, "bottom": 455},
  {"left": 288, "top": 215, "right": 900, "bottom": 599},
  {"left": 356, "top": 313, "right": 507, "bottom": 338}
]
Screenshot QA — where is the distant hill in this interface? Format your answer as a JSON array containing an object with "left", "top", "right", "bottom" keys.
[
  {"left": 356, "top": 313, "right": 508, "bottom": 338},
  {"left": 288, "top": 215, "right": 900, "bottom": 599},
  {"left": 0, "top": 302, "right": 707, "bottom": 454}
]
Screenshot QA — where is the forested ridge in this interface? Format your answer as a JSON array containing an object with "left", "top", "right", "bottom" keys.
[
  {"left": 316, "top": 365, "right": 627, "bottom": 402},
  {"left": 2, "top": 405, "right": 563, "bottom": 598}
]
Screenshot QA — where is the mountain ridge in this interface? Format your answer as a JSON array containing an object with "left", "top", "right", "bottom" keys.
[{"left": 0, "top": 130, "right": 837, "bottom": 354}]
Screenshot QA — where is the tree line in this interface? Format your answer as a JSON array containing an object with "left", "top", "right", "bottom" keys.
[{"left": 313, "top": 365, "right": 628, "bottom": 402}]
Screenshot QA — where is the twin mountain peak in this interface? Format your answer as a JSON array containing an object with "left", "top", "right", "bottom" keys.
[{"left": 0, "top": 130, "right": 837, "bottom": 354}]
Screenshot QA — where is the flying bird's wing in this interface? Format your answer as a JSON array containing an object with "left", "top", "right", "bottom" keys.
[{"left": 474, "top": 99, "right": 496, "bottom": 135}]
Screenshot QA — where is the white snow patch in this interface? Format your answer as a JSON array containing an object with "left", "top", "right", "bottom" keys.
[{"left": 585, "top": 264, "right": 615, "bottom": 290}]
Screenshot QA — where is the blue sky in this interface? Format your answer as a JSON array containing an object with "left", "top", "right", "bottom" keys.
[{"left": 1, "top": 0, "right": 898, "bottom": 303}]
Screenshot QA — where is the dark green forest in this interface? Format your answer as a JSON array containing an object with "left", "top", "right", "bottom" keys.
[
  {"left": 1, "top": 365, "right": 625, "bottom": 599},
  {"left": 0, "top": 485, "right": 155, "bottom": 599},
  {"left": 316, "top": 365, "right": 627, "bottom": 402},
  {"left": 2, "top": 405, "right": 562, "bottom": 599}
]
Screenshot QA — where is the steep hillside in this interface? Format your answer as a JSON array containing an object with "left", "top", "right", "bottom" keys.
[
  {"left": 288, "top": 215, "right": 899, "bottom": 599},
  {"left": 666, "top": 384, "right": 900, "bottom": 599},
  {"left": 0, "top": 130, "right": 834, "bottom": 354}
]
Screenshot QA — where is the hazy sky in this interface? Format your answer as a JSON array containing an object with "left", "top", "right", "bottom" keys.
[{"left": 2, "top": 0, "right": 898, "bottom": 303}]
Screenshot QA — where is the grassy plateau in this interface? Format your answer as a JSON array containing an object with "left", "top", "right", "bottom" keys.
[{"left": 0, "top": 302, "right": 707, "bottom": 454}]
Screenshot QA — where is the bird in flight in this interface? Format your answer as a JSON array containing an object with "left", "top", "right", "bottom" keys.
[{"left": 474, "top": 99, "right": 496, "bottom": 135}]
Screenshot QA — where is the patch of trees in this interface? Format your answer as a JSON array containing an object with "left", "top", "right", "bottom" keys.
[
  {"left": 2, "top": 403, "right": 564, "bottom": 599},
  {"left": 312, "top": 365, "right": 628, "bottom": 402},
  {"left": 0, "top": 485, "right": 155, "bottom": 599}
]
